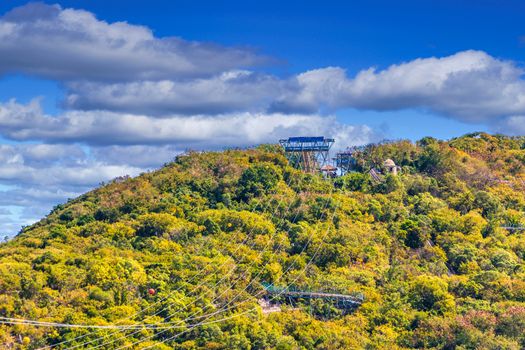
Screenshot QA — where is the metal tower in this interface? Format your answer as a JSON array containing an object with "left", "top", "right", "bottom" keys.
[
  {"left": 334, "top": 148, "right": 357, "bottom": 175},
  {"left": 279, "top": 136, "right": 335, "bottom": 173}
]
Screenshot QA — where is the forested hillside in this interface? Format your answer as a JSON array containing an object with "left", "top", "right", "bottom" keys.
[{"left": 1, "top": 132, "right": 525, "bottom": 349}]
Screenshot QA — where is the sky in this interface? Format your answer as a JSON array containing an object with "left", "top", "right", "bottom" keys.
[{"left": 0, "top": 1, "right": 524, "bottom": 237}]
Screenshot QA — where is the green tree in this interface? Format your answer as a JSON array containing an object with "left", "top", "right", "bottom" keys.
[
  {"left": 409, "top": 275, "right": 455, "bottom": 314},
  {"left": 238, "top": 163, "right": 281, "bottom": 201}
]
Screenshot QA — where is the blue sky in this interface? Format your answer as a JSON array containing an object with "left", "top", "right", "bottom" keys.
[
  {"left": 0, "top": 1, "right": 524, "bottom": 236},
  {"left": 2, "top": 0, "right": 525, "bottom": 138}
]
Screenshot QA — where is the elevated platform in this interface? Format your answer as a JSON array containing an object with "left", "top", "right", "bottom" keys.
[
  {"left": 262, "top": 284, "right": 364, "bottom": 309},
  {"left": 501, "top": 225, "right": 525, "bottom": 231},
  {"left": 279, "top": 136, "right": 335, "bottom": 173}
]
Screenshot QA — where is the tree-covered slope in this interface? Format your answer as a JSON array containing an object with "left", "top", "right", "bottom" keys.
[{"left": 1, "top": 133, "right": 525, "bottom": 349}]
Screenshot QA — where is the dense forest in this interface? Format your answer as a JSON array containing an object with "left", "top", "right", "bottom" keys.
[{"left": 1, "top": 132, "right": 525, "bottom": 349}]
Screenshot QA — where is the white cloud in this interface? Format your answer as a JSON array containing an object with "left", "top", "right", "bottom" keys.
[
  {"left": 0, "top": 143, "right": 143, "bottom": 188},
  {"left": 0, "top": 187, "right": 81, "bottom": 237},
  {"left": 0, "top": 143, "right": 149, "bottom": 237},
  {"left": 57, "top": 48, "right": 525, "bottom": 134},
  {"left": 494, "top": 116, "right": 525, "bottom": 135},
  {"left": 0, "top": 187, "right": 80, "bottom": 208},
  {"left": 0, "top": 219, "right": 27, "bottom": 239},
  {"left": 0, "top": 143, "right": 85, "bottom": 167},
  {"left": 0, "top": 99, "right": 377, "bottom": 148},
  {"left": 91, "top": 145, "right": 183, "bottom": 168},
  {"left": 0, "top": 3, "right": 265, "bottom": 82},
  {"left": 65, "top": 70, "right": 284, "bottom": 115},
  {"left": 274, "top": 51, "right": 525, "bottom": 126},
  {"left": 0, "top": 4, "right": 523, "bottom": 132}
]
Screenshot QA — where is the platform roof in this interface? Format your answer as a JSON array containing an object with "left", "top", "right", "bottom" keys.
[{"left": 280, "top": 136, "right": 334, "bottom": 143}]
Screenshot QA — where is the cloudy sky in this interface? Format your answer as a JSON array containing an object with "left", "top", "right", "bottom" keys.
[{"left": 0, "top": 1, "right": 524, "bottom": 236}]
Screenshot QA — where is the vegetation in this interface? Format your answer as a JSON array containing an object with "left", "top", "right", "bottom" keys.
[{"left": 1, "top": 132, "right": 525, "bottom": 349}]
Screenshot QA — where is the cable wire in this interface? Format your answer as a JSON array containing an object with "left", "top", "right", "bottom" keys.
[
  {"left": 47, "top": 162, "right": 304, "bottom": 349},
  {"left": 134, "top": 182, "right": 341, "bottom": 349},
  {"left": 86, "top": 169, "right": 307, "bottom": 349},
  {"left": 120, "top": 180, "right": 338, "bottom": 349}
]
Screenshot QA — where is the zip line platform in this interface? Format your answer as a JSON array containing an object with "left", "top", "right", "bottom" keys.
[{"left": 262, "top": 283, "right": 364, "bottom": 310}]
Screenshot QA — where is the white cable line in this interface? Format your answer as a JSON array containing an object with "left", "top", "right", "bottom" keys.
[
  {"left": 3, "top": 155, "right": 333, "bottom": 349},
  {"left": 86, "top": 168, "right": 307, "bottom": 349},
  {"left": 107, "top": 160, "right": 334, "bottom": 349},
  {"left": 49, "top": 161, "right": 304, "bottom": 349},
  {"left": 32, "top": 161, "right": 295, "bottom": 349},
  {"left": 120, "top": 181, "right": 338, "bottom": 349},
  {"left": 1, "top": 186, "right": 348, "bottom": 349},
  {"left": 0, "top": 319, "right": 151, "bottom": 329},
  {"left": 135, "top": 183, "right": 341, "bottom": 350}
]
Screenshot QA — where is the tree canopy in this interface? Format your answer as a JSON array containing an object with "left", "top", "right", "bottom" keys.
[{"left": 1, "top": 133, "right": 525, "bottom": 349}]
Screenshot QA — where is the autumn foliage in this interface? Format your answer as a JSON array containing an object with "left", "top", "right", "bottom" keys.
[{"left": 1, "top": 133, "right": 525, "bottom": 349}]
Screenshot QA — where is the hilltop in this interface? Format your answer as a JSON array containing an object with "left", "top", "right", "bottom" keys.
[{"left": 1, "top": 133, "right": 525, "bottom": 349}]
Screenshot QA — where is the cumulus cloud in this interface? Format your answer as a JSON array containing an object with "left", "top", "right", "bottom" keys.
[
  {"left": 0, "top": 187, "right": 80, "bottom": 208},
  {"left": 59, "top": 48, "right": 525, "bottom": 133},
  {"left": 0, "top": 143, "right": 143, "bottom": 189},
  {"left": 65, "top": 70, "right": 285, "bottom": 115},
  {"left": 0, "top": 3, "right": 265, "bottom": 81},
  {"left": 274, "top": 51, "right": 525, "bottom": 125},
  {"left": 1, "top": 4, "right": 524, "bottom": 132},
  {"left": 91, "top": 145, "right": 183, "bottom": 168},
  {"left": 0, "top": 99, "right": 377, "bottom": 148},
  {"left": 0, "top": 186, "right": 84, "bottom": 237},
  {"left": 0, "top": 143, "right": 85, "bottom": 167},
  {"left": 0, "top": 219, "right": 28, "bottom": 239}
]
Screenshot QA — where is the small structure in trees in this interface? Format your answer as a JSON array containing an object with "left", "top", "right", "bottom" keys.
[
  {"left": 382, "top": 158, "right": 400, "bottom": 175},
  {"left": 321, "top": 165, "right": 338, "bottom": 178},
  {"left": 258, "top": 298, "right": 282, "bottom": 314},
  {"left": 279, "top": 136, "right": 335, "bottom": 173},
  {"left": 369, "top": 168, "right": 383, "bottom": 183}
]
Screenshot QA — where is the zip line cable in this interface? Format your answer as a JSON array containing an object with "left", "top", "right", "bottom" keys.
[
  {"left": 94, "top": 198, "right": 303, "bottom": 349},
  {"left": 133, "top": 183, "right": 341, "bottom": 350},
  {"left": 29, "top": 161, "right": 305, "bottom": 348},
  {"left": 118, "top": 181, "right": 338, "bottom": 349},
  {"left": 85, "top": 166, "right": 309, "bottom": 349},
  {"left": 85, "top": 169, "right": 333, "bottom": 349},
  {"left": 32, "top": 169, "right": 288, "bottom": 350},
  {"left": 0, "top": 319, "right": 151, "bottom": 330},
  {"left": 144, "top": 188, "right": 341, "bottom": 348},
  {"left": 68, "top": 163, "right": 309, "bottom": 349},
  {"left": 1, "top": 161, "right": 342, "bottom": 350}
]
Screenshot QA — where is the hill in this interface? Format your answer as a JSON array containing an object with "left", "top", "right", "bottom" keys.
[{"left": 1, "top": 132, "right": 525, "bottom": 349}]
